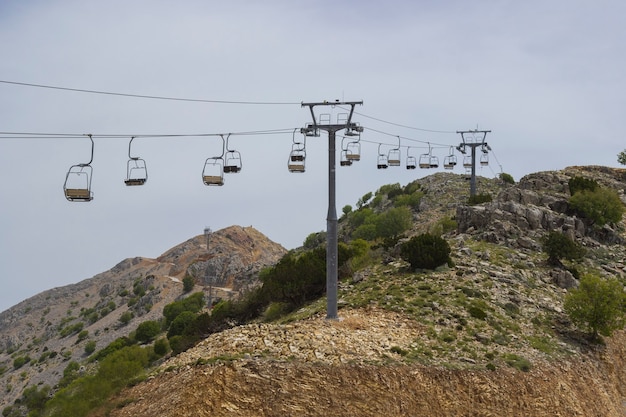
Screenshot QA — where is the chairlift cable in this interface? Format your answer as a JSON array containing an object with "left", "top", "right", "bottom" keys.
[{"left": 0, "top": 80, "right": 300, "bottom": 105}]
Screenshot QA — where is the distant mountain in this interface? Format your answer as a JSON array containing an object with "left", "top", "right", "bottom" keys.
[{"left": 0, "top": 225, "right": 286, "bottom": 409}]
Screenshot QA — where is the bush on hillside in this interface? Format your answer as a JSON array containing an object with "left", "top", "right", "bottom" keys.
[
  {"left": 568, "top": 176, "right": 598, "bottom": 195},
  {"left": 135, "top": 320, "right": 162, "bottom": 343},
  {"left": 568, "top": 187, "right": 624, "bottom": 226},
  {"left": 163, "top": 292, "right": 205, "bottom": 325},
  {"left": 564, "top": 273, "right": 626, "bottom": 341},
  {"left": 541, "top": 231, "right": 585, "bottom": 266},
  {"left": 467, "top": 193, "right": 492, "bottom": 205},
  {"left": 400, "top": 233, "right": 452, "bottom": 270},
  {"left": 499, "top": 172, "right": 515, "bottom": 184}
]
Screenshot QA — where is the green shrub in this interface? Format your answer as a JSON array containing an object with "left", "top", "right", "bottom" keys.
[
  {"left": 568, "top": 176, "right": 598, "bottom": 195},
  {"left": 467, "top": 193, "right": 492, "bottom": 205},
  {"left": 167, "top": 311, "right": 197, "bottom": 338},
  {"left": 84, "top": 340, "right": 97, "bottom": 355},
  {"left": 569, "top": 187, "right": 624, "bottom": 226},
  {"left": 504, "top": 354, "right": 532, "bottom": 372},
  {"left": 467, "top": 305, "right": 487, "bottom": 320},
  {"left": 163, "top": 292, "right": 205, "bottom": 325},
  {"left": 499, "top": 172, "right": 515, "bottom": 184},
  {"left": 263, "top": 302, "right": 290, "bottom": 322},
  {"left": 118, "top": 311, "right": 133, "bottom": 326},
  {"left": 375, "top": 207, "right": 413, "bottom": 239},
  {"left": 400, "top": 233, "right": 452, "bottom": 270},
  {"left": 153, "top": 338, "right": 170, "bottom": 356},
  {"left": 541, "top": 231, "right": 585, "bottom": 266},
  {"left": 182, "top": 276, "right": 195, "bottom": 293},
  {"left": 564, "top": 273, "right": 626, "bottom": 340},
  {"left": 618, "top": 150, "right": 626, "bottom": 165},
  {"left": 303, "top": 231, "right": 326, "bottom": 249},
  {"left": 12, "top": 356, "right": 29, "bottom": 370},
  {"left": 135, "top": 320, "right": 162, "bottom": 343}
]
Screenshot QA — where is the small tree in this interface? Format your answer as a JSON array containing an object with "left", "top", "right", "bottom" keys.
[
  {"left": 84, "top": 340, "right": 97, "bottom": 355},
  {"left": 182, "top": 275, "right": 195, "bottom": 293},
  {"left": 135, "top": 320, "right": 162, "bottom": 343},
  {"left": 569, "top": 188, "right": 625, "bottom": 226},
  {"left": 618, "top": 150, "right": 626, "bottom": 165},
  {"left": 499, "top": 172, "right": 515, "bottom": 184},
  {"left": 564, "top": 274, "right": 626, "bottom": 341},
  {"left": 541, "top": 231, "right": 585, "bottom": 266},
  {"left": 400, "top": 233, "right": 452, "bottom": 270},
  {"left": 568, "top": 176, "right": 598, "bottom": 196}
]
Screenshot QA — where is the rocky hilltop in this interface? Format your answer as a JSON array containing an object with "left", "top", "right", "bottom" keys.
[
  {"left": 0, "top": 225, "right": 286, "bottom": 409},
  {"left": 107, "top": 166, "right": 626, "bottom": 417}
]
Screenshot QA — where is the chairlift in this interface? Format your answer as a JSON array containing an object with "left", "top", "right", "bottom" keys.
[
  {"left": 340, "top": 150, "right": 352, "bottom": 166},
  {"left": 443, "top": 146, "right": 457, "bottom": 170},
  {"left": 223, "top": 134, "right": 242, "bottom": 173},
  {"left": 202, "top": 157, "right": 225, "bottom": 185},
  {"left": 124, "top": 137, "right": 148, "bottom": 186},
  {"left": 202, "top": 136, "right": 225, "bottom": 186},
  {"left": 346, "top": 141, "right": 361, "bottom": 161},
  {"left": 288, "top": 129, "right": 306, "bottom": 172},
  {"left": 419, "top": 151, "right": 430, "bottom": 169},
  {"left": 377, "top": 144, "right": 388, "bottom": 169},
  {"left": 387, "top": 136, "right": 401, "bottom": 166},
  {"left": 463, "top": 155, "right": 472, "bottom": 168},
  {"left": 406, "top": 147, "right": 417, "bottom": 170},
  {"left": 64, "top": 134, "right": 94, "bottom": 201},
  {"left": 429, "top": 155, "right": 439, "bottom": 169},
  {"left": 480, "top": 152, "right": 489, "bottom": 166}
]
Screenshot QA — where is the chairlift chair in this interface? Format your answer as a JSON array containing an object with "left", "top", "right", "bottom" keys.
[
  {"left": 223, "top": 134, "right": 242, "bottom": 173},
  {"left": 124, "top": 158, "right": 148, "bottom": 186},
  {"left": 288, "top": 148, "right": 306, "bottom": 172},
  {"left": 405, "top": 147, "right": 417, "bottom": 169},
  {"left": 463, "top": 155, "right": 472, "bottom": 168},
  {"left": 388, "top": 148, "right": 401, "bottom": 166},
  {"left": 224, "top": 150, "right": 242, "bottom": 173},
  {"left": 340, "top": 150, "right": 352, "bottom": 166},
  {"left": 64, "top": 164, "right": 93, "bottom": 201},
  {"left": 377, "top": 154, "right": 388, "bottom": 169},
  {"left": 480, "top": 152, "right": 489, "bottom": 166},
  {"left": 346, "top": 141, "right": 361, "bottom": 161},
  {"left": 124, "top": 137, "right": 148, "bottom": 186},
  {"left": 202, "top": 157, "right": 225, "bottom": 186},
  {"left": 377, "top": 144, "right": 388, "bottom": 169},
  {"left": 443, "top": 155, "right": 457, "bottom": 170},
  {"left": 443, "top": 147, "right": 457, "bottom": 170},
  {"left": 429, "top": 155, "right": 439, "bottom": 169},
  {"left": 64, "top": 134, "right": 95, "bottom": 201},
  {"left": 419, "top": 153, "right": 431, "bottom": 169}
]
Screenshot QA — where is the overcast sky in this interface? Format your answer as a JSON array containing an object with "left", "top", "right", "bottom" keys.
[{"left": 1, "top": 0, "right": 624, "bottom": 313}]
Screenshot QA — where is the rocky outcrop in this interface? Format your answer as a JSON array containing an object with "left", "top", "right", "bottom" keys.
[{"left": 457, "top": 166, "right": 626, "bottom": 247}]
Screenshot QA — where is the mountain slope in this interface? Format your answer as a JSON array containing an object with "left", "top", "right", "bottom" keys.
[
  {"left": 0, "top": 226, "right": 286, "bottom": 409},
  {"left": 105, "top": 166, "right": 626, "bottom": 417}
]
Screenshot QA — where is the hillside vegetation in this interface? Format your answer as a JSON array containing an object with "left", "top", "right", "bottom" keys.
[{"left": 2, "top": 166, "right": 626, "bottom": 417}]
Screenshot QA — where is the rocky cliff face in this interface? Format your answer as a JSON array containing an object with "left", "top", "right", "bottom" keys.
[{"left": 0, "top": 225, "right": 285, "bottom": 409}]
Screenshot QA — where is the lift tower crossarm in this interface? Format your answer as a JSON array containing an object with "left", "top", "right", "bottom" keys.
[
  {"left": 301, "top": 100, "right": 363, "bottom": 320},
  {"left": 456, "top": 129, "right": 491, "bottom": 197}
]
